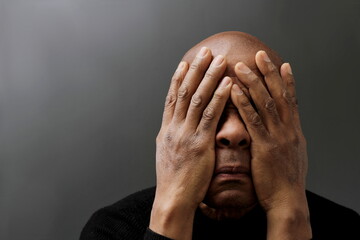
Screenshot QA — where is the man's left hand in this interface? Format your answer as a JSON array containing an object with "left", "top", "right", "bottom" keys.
[{"left": 230, "top": 50, "right": 312, "bottom": 239}]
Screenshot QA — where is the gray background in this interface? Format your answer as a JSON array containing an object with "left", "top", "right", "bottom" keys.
[{"left": 1, "top": 0, "right": 359, "bottom": 239}]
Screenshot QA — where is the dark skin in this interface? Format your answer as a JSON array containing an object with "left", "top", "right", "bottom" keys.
[{"left": 150, "top": 32, "right": 312, "bottom": 240}]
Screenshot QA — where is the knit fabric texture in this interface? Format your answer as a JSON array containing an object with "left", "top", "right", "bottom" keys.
[{"left": 80, "top": 187, "right": 360, "bottom": 240}]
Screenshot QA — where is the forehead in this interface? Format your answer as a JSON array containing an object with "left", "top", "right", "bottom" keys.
[
  {"left": 182, "top": 32, "right": 283, "bottom": 78},
  {"left": 182, "top": 44, "right": 264, "bottom": 92},
  {"left": 183, "top": 45, "right": 259, "bottom": 75},
  {"left": 181, "top": 34, "right": 283, "bottom": 95}
]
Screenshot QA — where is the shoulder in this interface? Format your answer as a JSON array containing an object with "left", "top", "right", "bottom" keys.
[
  {"left": 80, "top": 186, "right": 156, "bottom": 240},
  {"left": 306, "top": 190, "right": 360, "bottom": 239},
  {"left": 306, "top": 190, "right": 359, "bottom": 219},
  {"left": 109, "top": 186, "right": 156, "bottom": 212}
]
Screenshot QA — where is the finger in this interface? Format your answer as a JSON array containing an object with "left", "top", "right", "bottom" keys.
[
  {"left": 185, "top": 55, "right": 227, "bottom": 129},
  {"left": 197, "top": 76, "right": 232, "bottom": 134},
  {"left": 234, "top": 62, "right": 281, "bottom": 129},
  {"left": 231, "top": 84, "right": 269, "bottom": 140},
  {"left": 173, "top": 47, "right": 212, "bottom": 122},
  {"left": 255, "top": 50, "right": 286, "bottom": 99},
  {"left": 281, "top": 63, "right": 297, "bottom": 104},
  {"left": 280, "top": 63, "right": 302, "bottom": 128},
  {"left": 255, "top": 51, "right": 294, "bottom": 121},
  {"left": 162, "top": 61, "right": 189, "bottom": 126}
]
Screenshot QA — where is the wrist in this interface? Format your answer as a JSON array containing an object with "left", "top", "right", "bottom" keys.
[
  {"left": 266, "top": 194, "right": 312, "bottom": 240},
  {"left": 150, "top": 198, "right": 196, "bottom": 240},
  {"left": 261, "top": 187, "right": 307, "bottom": 212}
]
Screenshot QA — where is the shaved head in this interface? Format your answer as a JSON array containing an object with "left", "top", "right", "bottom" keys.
[
  {"left": 177, "top": 32, "right": 286, "bottom": 214},
  {"left": 182, "top": 31, "right": 283, "bottom": 80}
]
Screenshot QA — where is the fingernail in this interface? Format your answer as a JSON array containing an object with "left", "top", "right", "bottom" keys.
[
  {"left": 212, "top": 55, "right": 224, "bottom": 66},
  {"left": 220, "top": 77, "right": 231, "bottom": 88},
  {"left": 197, "top": 47, "right": 208, "bottom": 58},
  {"left": 262, "top": 51, "right": 271, "bottom": 62},
  {"left": 233, "top": 84, "right": 243, "bottom": 95},
  {"left": 287, "top": 63, "right": 293, "bottom": 75},
  {"left": 236, "top": 62, "right": 251, "bottom": 74}
]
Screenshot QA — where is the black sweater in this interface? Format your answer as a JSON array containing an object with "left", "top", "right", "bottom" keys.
[{"left": 80, "top": 187, "right": 360, "bottom": 240}]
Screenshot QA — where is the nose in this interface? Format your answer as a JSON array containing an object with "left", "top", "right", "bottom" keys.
[{"left": 216, "top": 112, "right": 250, "bottom": 149}]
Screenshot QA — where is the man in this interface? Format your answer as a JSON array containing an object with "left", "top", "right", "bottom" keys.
[{"left": 80, "top": 32, "right": 360, "bottom": 240}]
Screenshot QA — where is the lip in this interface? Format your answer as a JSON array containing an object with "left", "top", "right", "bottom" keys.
[
  {"left": 214, "top": 166, "right": 250, "bottom": 175},
  {"left": 216, "top": 173, "right": 249, "bottom": 181},
  {"left": 213, "top": 166, "right": 250, "bottom": 181}
]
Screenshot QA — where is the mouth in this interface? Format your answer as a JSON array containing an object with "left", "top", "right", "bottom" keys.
[
  {"left": 214, "top": 166, "right": 251, "bottom": 181},
  {"left": 215, "top": 166, "right": 249, "bottom": 175}
]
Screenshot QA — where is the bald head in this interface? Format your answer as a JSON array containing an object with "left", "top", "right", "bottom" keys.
[{"left": 182, "top": 31, "right": 283, "bottom": 78}]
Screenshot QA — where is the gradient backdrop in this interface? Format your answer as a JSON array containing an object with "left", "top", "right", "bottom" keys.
[{"left": 1, "top": 0, "right": 359, "bottom": 239}]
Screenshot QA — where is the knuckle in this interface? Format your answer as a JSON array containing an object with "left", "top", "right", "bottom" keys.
[
  {"left": 204, "top": 70, "right": 215, "bottom": 79},
  {"left": 287, "top": 78, "right": 296, "bottom": 87},
  {"left": 179, "top": 134, "right": 204, "bottom": 154},
  {"left": 282, "top": 90, "right": 292, "bottom": 103},
  {"left": 165, "top": 132, "right": 173, "bottom": 144},
  {"left": 191, "top": 93, "right": 202, "bottom": 107},
  {"left": 240, "top": 98, "right": 251, "bottom": 108},
  {"left": 178, "top": 85, "right": 190, "bottom": 99},
  {"left": 212, "top": 92, "right": 224, "bottom": 101},
  {"left": 264, "top": 97, "right": 276, "bottom": 111},
  {"left": 165, "top": 92, "right": 176, "bottom": 107},
  {"left": 282, "top": 90, "right": 299, "bottom": 110},
  {"left": 291, "top": 135, "right": 300, "bottom": 145},
  {"left": 201, "top": 120, "right": 211, "bottom": 130},
  {"left": 288, "top": 133, "right": 305, "bottom": 146},
  {"left": 202, "top": 106, "right": 216, "bottom": 121},
  {"left": 157, "top": 130, "right": 174, "bottom": 144},
  {"left": 248, "top": 112, "right": 262, "bottom": 126},
  {"left": 189, "top": 62, "right": 200, "bottom": 71},
  {"left": 190, "top": 138, "right": 207, "bottom": 154},
  {"left": 288, "top": 96, "right": 299, "bottom": 110},
  {"left": 171, "top": 73, "right": 181, "bottom": 84},
  {"left": 264, "top": 97, "right": 279, "bottom": 120}
]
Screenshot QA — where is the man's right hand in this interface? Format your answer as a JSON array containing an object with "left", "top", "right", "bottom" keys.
[{"left": 149, "top": 47, "right": 233, "bottom": 240}]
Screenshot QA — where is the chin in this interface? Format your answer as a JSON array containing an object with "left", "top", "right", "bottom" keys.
[{"left": 203, "top": 181, "right": 258, "bottom": 209}]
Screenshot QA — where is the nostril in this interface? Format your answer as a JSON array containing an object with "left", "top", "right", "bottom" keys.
[
  {"left": 238, "top": 140, "right": 247, "bottom": 146},
  {"left": 220, "top": 138, "right": 230, "bottom": 146}
]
